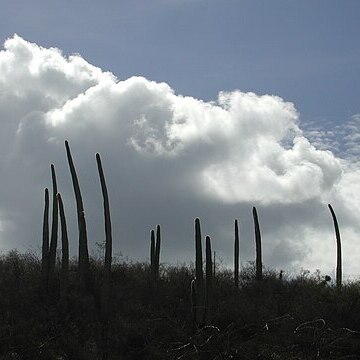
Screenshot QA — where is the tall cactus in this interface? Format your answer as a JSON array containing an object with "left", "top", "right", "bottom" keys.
[
  {"left": 328, "top": 204, "right": 342, "bottom": 288},
  {"left": 65, "top": 140, "right": 89, "bottom": 285},
  {"left": 191, "top": 225, "right": 213, "bottom": 327},
  {"left": 150, "top": 229, "right": 155, "bottom": 282},
  {"left": 150, "top": 225, "right": 161, "bottom": 284},
  {"left": 96, "top": 153, "right": 113, "bottom": 360},
  {"left": 194, "top": 218, "right": 205, "bottom": 325},
  {"left": 57, "top": 193, "right": 69, "bottom": 304},
  {"left": 204, "top": 235, "right": 212, "bottom": 324},
  {"left": 48, "top": 164, "right": 58, "bottom": 277},
  {"left": 155, "top": 224, "right": 161, "bottom": 280},
  {"left": 96, "top": 153, "right": 113, "bottom": 320},
  {"left": 253, "top": 207, "right": 263, "bottom": 281},
  {"left": 234, "top": 219, "right": 239, "bottom": 288},
  {"left": 41, "top": 188, "right": 50, "bottom": 291}
]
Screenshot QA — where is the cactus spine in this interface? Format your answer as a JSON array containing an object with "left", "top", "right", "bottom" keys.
[
  {"left": 57, "top": 193, "right": 69, "bottom": 303},
  {"left": 328, "top": 204, "right": 342, "bottom": 288},
  {"left": 234, "top": 219, "right": 239, "bottom": 288},
  {"left": 253, "top": 207, "right": 263, "bottom": 281},
  {"left": 48, "top": 164, "right": 58, "bottom": 277},
  {"left": 65, "top": 140, "right": 89, "bottom": 285},
  {"left": 41, "top": 188, "right": 49, "bottom": 291}
]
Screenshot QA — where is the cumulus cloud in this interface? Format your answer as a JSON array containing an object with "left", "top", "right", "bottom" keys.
[{"left": 0, "top": 35, "right": 359, "bottom": 276}]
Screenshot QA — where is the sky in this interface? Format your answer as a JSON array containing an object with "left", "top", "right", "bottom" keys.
[{"left": 0, "top": 1, "right": 359, "bottom": 279}]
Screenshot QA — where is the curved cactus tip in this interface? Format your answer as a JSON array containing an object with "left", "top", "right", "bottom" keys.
[
  {"left": 252, "top": 206, "right": 257, "bottom": 212},
  {"left": 96, "top": 152, "right": 100, "bottom": 160},
  {"left": 64, "top": 139, "right": 69, "bottom": 146}
]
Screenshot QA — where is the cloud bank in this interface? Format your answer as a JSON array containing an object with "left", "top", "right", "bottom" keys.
[{"left": 0, "top": 35, "right": 359, "bottom": 277}]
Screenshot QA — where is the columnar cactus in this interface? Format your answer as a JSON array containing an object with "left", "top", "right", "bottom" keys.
[
  {"left": 328, "top": 204, "right": 342, "bottom": 288},
  {"left": 191, "top": 219, "right": 213, "bottom": 327},
  {"left": 65, "top": 140, "right": 89, "bottom": 285},
  {"left": 57, "top": 193, "right": 69, "bottom": 303},
  {"left": 155, "top": 225, "right": 161, "bottom": 280},
  {"left": 48, "top": 164, "right": 58, "bottom": 277},
  {"left": 41, "top": 188, "right": 49, "bottom": 290},
  {"left": 204, "top": 235, "right": 212, "bottom": 324},
  {"left": 253, "top": 207, "right": 263, "bottom": 281},
  {"left": 150, "top": 229, "right": 155, "bottom": 281},
  {"left": 234, "top": 219, "right": 239, "bottom": 288},
  {"left": 194, "top": 218, "right": 205, "bottom": 325},
  {"left": 96, "top": 153, "right": 113, "bottom": 360},
  {"left": 96, "top": 153, "right": 113, "bottom": 322},
  {"left": 150, "top": 225, "right": 161, "bottom": 284}
]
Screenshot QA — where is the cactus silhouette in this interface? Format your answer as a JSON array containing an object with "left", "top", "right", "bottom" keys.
[
  {"left": 150, "top": 225, "right": 161, "bottom": 284},
  {"left": 96, "top": 153, "right": 113, "bottom": 360},
  {"left": 328, "top": 204, "right": 342, "bottom": 288},
  {"left": 41, "top": 188, "right": 49, "bottom": 291},
  {"left": 57, "top": 193, "right": 69, "bottom": 304},
  {"left": 194, "top": 218, "right": 205, "bottom": 325},
  {"left": 65, "top": 140, "right": 89, "bottom": 286},
  {"left": 96, "top": 153, "right": 112, "bottom": 318},
  {"left": 204, "top": 235, "right": 212, "bottom": 324},
  {"left": 191, "top": 219, "right": 213, "bottom": 327},
  {"left": 48, "top": 164, "right": 58, "bottom": 278},
  {"left": 155, "top": 225, "right": 161, "bottom": 280},
  {"left": 253, "top": 207, "right": 262, "bottom": 281},
  {"left": 234, "top": 219, "right": 239, "bottom": 288}
]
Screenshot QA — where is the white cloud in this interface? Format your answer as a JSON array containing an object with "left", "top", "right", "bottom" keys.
[{"left": 0, "top": 35, "right": 359, "bottom": 275}]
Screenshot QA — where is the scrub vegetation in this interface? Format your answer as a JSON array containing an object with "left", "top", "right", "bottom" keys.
[{"left": 0, "top": 141, "right": 358, "bottom": 360}]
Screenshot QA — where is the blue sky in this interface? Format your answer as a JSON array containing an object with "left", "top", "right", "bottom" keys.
[
  {"left": 0, "top": 1, "right": 359, "bottom": 277},
  {"left": 1, "top": 1, "right": 359, "bottom": 123}
]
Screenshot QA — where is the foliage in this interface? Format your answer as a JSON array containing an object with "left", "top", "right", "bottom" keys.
[{"left": 1, "top": 252, "right": 360, "bottom": 359}]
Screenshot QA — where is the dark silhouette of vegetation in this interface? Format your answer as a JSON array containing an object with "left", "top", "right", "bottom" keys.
[
  {"left": 48, "top": 164, "right": 58, "bottom": 279},
  {"left": 57, "top": 193, "right": 69, "bottom": 306},
  {"left": 328, "top": 204, "right": 342, "bottom": 289},
  {"left": 1, "top": 252, "right": 360, "bottom": 359},
  {"left": 41, "top": 187, "right": 49, "bottom": 292},
  {"left": 65, "top": 140, "right": 89, "bottom": 288},
  {"left": 96, "top": 152, "right": 113, "bottom": 359},
  {"left": 204, "top": 235, "right": 213, "bottom": 325},
  {"left": 2, "top": 142, "right": 357, "bottom": 359},
  {"left": 234, "top": 219, "right": 239, "bottom": 288},
  {"left": 150, "top": 224, "right": 161, "bottom": 291},
  {"left": 253, "top": 206, "right": 263, "bottom": 281}
]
